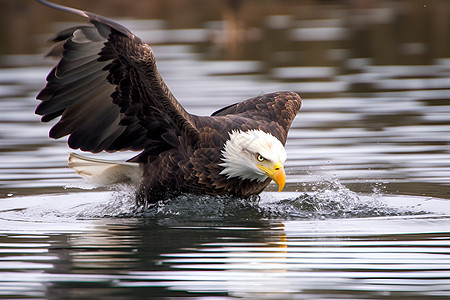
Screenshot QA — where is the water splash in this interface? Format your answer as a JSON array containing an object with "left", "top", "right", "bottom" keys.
[
  {"left": 0, "top": 177, "right": 432, "bottom": 223},
  {"left": 136, "top": 178, "right": 425, "bottom": 220},
  {"left": 265, "top": 178, "right": 406, "bottom": 219},
  {"left": 74, "top": 184, "right": 138, "bottom": 218}
]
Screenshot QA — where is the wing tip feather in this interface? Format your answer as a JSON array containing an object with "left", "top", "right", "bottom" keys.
[{"left": 36, "top": 0, "right": 132, "bottom": 37}]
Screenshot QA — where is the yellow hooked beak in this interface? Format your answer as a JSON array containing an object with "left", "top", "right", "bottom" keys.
[{"left": 257, "top": 161, "right": 286, "bottom": 192}]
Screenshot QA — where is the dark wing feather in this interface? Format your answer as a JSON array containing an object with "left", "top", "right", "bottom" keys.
[
  {"left": 210, "top": 91, "right": 301, "bottom": 144},
  {"left": 35, "top": 0, "right": 199, "bottom": 153}
]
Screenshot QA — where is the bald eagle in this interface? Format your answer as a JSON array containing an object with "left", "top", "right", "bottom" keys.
[{"left": 35, "top": 0, "right": 302, "bottom": 205}]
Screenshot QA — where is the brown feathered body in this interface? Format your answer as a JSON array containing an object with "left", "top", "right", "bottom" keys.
[{"left": 35, "top": 0, "right": 301, "bottom": 204}]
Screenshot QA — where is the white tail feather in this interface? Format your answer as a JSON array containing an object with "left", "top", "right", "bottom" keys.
[{"left": 68, "top": 153, "right": 142, "bottom": 186}]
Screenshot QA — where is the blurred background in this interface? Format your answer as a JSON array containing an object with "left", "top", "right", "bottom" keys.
[
  {"left": 2, "top": 0, "right": 449, "bottom": 63},
  {"left": 0, "top": 0, "right": 449, "bottom": 198}
]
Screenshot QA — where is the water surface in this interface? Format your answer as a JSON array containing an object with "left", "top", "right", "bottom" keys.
[{"left": 0, "top": 1, "right": 449, "bottom": 299}]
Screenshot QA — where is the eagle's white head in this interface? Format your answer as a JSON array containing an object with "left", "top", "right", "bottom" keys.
[{"left": 219, "top": 129, "right": 287, "bottom": 192}]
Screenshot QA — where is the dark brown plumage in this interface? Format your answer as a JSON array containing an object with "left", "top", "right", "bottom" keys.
[{"left": 35, "top": 0, "right": 302, "bottom": 204}]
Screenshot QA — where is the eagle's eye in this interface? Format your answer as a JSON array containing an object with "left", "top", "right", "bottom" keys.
[{"left": 256, "top": 153, "right": 265, "bottom": 162}]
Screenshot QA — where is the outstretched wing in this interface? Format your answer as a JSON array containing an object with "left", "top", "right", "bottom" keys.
[
  {"left": 210, "top": 91, "right": 301, "bottom": 144},
  {"left": 35, "top": 0, "right": 199, "bottom": 153}
]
